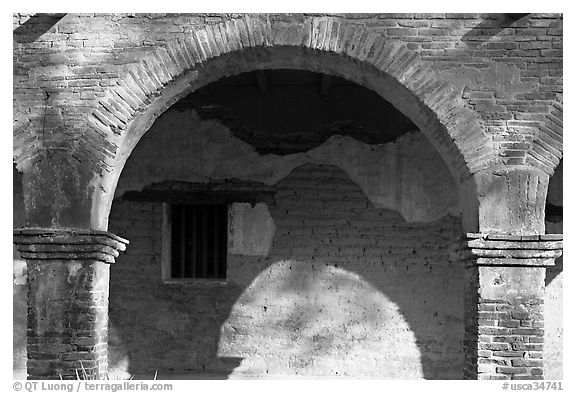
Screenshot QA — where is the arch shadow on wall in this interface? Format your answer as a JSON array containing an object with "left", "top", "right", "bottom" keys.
[{"left": 108, "top": 163, "right": 465, "bottom": 379}]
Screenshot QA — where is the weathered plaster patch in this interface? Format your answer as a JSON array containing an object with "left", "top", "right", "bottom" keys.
[
  {"left": 478, "top": 266, "right": 545, "bottom": 300},
  {"left": 438, "top": 62, "right": 536, "bottom": 98},
  {"left": 228, "top": 202, "right": 276, "bottom": 257},
  {"left": 115, "top": 109, "right": 459, "bottom": 223},
  {"left": 544, "top": 265, "right": 562, "bottom": 380},
  {"left": 66, "top": 262, "right": 82, "bottom": 279}
]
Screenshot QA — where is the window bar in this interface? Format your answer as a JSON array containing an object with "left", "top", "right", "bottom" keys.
[
  {"left": 171, "top": 206, "right": 180, "bottom": 279},
  {"left": 180, "top": 205, "right": 186, "bottom": 279},
  {"left": 213, "top": 205, "right": 219, "bottom": 279},
  {"left": 191, "top": 206, "right": 197, "bottom": 278},
  {"left": 202, "top": 206, "right": 210, "bottom": 277},
  {"left": 221, "top": 206, "right": 227, "bottom": 277}
]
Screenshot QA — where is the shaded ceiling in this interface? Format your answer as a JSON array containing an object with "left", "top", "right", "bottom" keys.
[{"left": 170, "top": 69, "right": 419, "bottom": 155}]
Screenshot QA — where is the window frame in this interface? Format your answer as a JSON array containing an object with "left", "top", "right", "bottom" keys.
[{"left": 161, "top": 202, "right": 229, "bottom": 285}]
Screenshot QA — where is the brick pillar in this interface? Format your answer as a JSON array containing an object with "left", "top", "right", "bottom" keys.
[
  {"left": 451, "top": 233, "right": 562, "bottom": 380},
  {"left": 13, "top": 228, "right": 128, "bottom": 380}
]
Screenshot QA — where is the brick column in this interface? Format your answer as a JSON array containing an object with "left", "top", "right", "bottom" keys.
[
  {"left": 451, "top": 233, "right": 562, "bottom": 380},
  {"left": 13, "top": 228, "right": 128, "bottom": 380}
]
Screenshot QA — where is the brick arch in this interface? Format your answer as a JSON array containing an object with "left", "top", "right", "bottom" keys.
[
  {"left": 88, "top": 16, "right": 496, "bottom": 229},
  {"left": 526, "top": 98, "right": 562, "bottom": 175}
]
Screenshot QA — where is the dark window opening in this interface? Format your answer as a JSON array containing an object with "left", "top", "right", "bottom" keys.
[{"left": 170, "top": 204, "right": 228, "bottom": 279}]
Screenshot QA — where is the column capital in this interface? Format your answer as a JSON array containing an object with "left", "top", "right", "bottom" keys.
[
  {"left": 13, "top": 227, "right": 129, "bottom": 264},
  {"left": 451, "top": 233, "right": 563, "bottom": 268}
]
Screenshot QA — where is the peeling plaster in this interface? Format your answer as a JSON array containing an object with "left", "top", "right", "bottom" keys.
[
  {"left": 116, "top": 109, "right": 459, "bottom": 223},
  {"left": 438, "top": 62, "right": 536, "bottom": 98},
  {"left": 229, "top": 202, "right": 276, "bottom": 257}
]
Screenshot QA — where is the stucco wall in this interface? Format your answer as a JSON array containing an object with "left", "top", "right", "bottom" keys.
[{"left": 108, "top": 164, "right": 464, "bottom": 378}]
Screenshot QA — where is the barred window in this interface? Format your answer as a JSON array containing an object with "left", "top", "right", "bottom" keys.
[{"left": 162, "top": 203, "right": 228, "bottom": 281}]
